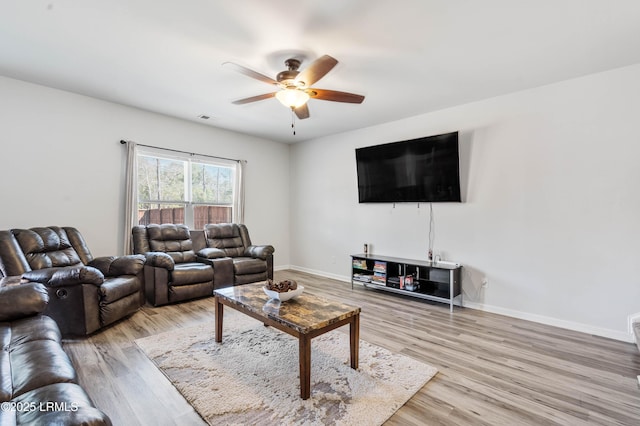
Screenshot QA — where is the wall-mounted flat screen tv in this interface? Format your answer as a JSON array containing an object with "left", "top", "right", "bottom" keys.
[{"left": 356, "top": 131, "right": 461, "bottom": 203}]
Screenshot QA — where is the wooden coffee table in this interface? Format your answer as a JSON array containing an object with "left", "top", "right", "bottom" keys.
[{"left": 214, "top": 282, "right": 361, "bottom": 400}]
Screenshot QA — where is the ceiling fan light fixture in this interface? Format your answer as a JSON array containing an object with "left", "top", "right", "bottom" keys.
[{"left": 275, "top": 88, "right": 309, "bottom": 109}]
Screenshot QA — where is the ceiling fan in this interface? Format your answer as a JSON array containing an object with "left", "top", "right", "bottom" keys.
[{"left": 223, "top": 55, "right": 365, "bottom": 120}]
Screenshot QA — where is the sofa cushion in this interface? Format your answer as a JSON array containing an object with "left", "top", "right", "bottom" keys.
[
  {"left": 89, "top": 255, "right": 145, "bottom": 277},
  {"left": 147, "top": 224, "right": 197, "bottom": 263},
  {"left": 1, "top": 316, "right": 72, "bottom": 402},
  {"left": 233, "top": 257, "right": 268, "bottom": 275},
  {"left": 0, "top": 230, "right": 30, "bottom": 277},
  {"left": 7, "top": 315, "right": 61, "bottom": 347},
  {"left": 172, "top": 263, "right": 213, "bottom": 286},
  {"left": 12, "top": 383, "right": 113, "bottom": 425},
  {"left": 169, "top": 281, "right": 214, "bottom": 303},
  {"left": 204, "top": 223, "right": 246, "bottom": 257},
  {"left": 98, "top": 276, "right": 140, "bottom": 304},
  {"left": 100, "top": 293, "right": 140, "bottom": 327},
  {"left": 22, "top": 266, "right": 104, "bottom": 288},
  {"left": 0, "top": 283, "right": 49, "bottom": 322},
  {"left": 13, "top": 227, "right": 84, "bottom": 270},
  {"left": 9, "top": 338, "right": 77, "bottom": 399}
]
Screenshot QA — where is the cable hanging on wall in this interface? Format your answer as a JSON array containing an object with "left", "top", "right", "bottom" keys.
[{"left": 428, "top": 202, "right": 435, "bottom": 261}]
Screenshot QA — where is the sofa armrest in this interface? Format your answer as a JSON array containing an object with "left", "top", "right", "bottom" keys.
[
  {"left": 143, "top": 252, "right": 175, "bottom": 271},
  {"left": 245, "top": 245, "right": 275, "bottom": 260},
  {"left": 0, "top": 282, "right": 49, "bottom": 321},
  {"left": 197, "top": 247, "right": 227, "bottom": 259},
  {"left": 21, "top": 266, "right": 104, "bottom": 288},
  {"left": 89, "top": 255, "right": 145, "bottom": 277}
]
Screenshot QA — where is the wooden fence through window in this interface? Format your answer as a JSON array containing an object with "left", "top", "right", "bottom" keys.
[{"left": 138, "top": 205, "right": 232, "bottom": 228}]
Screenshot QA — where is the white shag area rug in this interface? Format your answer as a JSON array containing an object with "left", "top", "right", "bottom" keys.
[{"left": 135, "top": 312, "right": 437, "bottom": 425}]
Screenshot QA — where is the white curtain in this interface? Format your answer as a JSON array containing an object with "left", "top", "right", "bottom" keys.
[
  {"left": 123, "top": 141, "right": 138, "bottom": 255},
  {"left": 233, "top": 160, "right": 246, "bottom": 224}
]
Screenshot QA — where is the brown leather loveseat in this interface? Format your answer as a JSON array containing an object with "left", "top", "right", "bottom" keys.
[
  {"left": 0, "top": 278, "right": 111, "bottom": 425},
  {"left": 0, "top": 227, "right": 145, "bottom": 336}
]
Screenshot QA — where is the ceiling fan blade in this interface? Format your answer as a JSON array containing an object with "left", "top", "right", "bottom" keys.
[
  {"left": 307, "top": 88, "right": 365, "bottom": 104},
  {"left": 294, "top": 103, "right": 310, "bottom": 120},
  {"left": 223, "top": 62, "right": 278, "bottom": 85},
  {"left": 296, "top": 55, "right": 338, "bottom": 87},
  {"left": 232, "top": 92, "right": 276, "bottom": 105}
]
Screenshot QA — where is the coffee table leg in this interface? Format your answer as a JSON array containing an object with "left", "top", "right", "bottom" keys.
[
  {"left": 299, "top": 334, "right": 311, "bottom": 399},
  {"left": 350, "top": 313, "right": 360, "bottom": 370},
  {"left": 215, "top": 296, "right": 223, "bottom": 343}
]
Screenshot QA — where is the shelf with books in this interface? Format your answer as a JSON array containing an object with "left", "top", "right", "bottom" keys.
[{"left": 350, "top": 253, "right": 462, "bottom": 312}]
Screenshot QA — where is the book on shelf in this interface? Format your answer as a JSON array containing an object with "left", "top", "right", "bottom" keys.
[
  {"left": 353, "top": 273, "right": 371, "bottom": 283},
  {"left": 352, "top": 259, "right": 368, "bottom": 269},
  {"left": 372, "top": 272, "right": 386, "bottom": 284},
  {"left": 373, "top": 261, "right": 387, "bottom": 273}
]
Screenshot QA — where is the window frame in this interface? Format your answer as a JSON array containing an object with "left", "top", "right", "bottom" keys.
[{"left": 135, "top": 146, "right": 238, "bottom": 229}]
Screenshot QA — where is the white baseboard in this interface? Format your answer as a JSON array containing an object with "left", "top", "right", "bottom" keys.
[
  {"left": 464, "top": 301, "right": 634, "bottom": 343},
  {"left": 288, "top": 265, "right": 351, "bottom": 283},
  {"left": 284, "top": 265, "right": 634, "bottom": 343}
]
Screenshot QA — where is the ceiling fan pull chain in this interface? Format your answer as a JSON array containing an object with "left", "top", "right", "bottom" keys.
[{"left": 291, "top": 108, "right": 296, "bottom": 135}]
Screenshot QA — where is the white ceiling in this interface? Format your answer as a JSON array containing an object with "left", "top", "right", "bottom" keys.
[{"left": 2, "top": 1, "right": 640, "bottom": 143}]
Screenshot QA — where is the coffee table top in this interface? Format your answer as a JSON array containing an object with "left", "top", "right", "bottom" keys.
[{"left": 214, "top": 282, "right": 361, "bottom": 334}]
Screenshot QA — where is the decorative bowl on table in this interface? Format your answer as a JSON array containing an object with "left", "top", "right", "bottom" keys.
[{"left": 263, "top": 279, "right": 304, "bottom": 301}]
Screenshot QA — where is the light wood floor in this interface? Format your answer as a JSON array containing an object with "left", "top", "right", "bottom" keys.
[{"left": 63, "top": 270, "right": 640, "bottom": 425}]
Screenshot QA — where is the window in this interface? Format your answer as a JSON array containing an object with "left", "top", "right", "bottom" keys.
[{"left": 136, "top": 149, "right": 238, "bottom": 229}]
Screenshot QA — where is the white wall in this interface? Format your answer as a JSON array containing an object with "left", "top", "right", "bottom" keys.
[
  {"left": 290, "top": 64, "right": 640, "bottom": 341},
  {"left": 0, "top": 76, "right": 290, "bottom": 266}
]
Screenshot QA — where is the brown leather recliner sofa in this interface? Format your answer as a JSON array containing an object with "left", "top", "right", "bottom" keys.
[
  {"left": 132, "top": 224, "right": 227, "bottom": 306},
  {"left": 201, "top": 223, "right": 274, "bottom": 285},
  {"left": 0, "top": 227, "right": 145, "bottom": 336},
  {"left": 133, "top": 223, "right": 275, "bottom": 306},
  {"left": 0, "top": 278, "right": 111, "bottom": 425}
]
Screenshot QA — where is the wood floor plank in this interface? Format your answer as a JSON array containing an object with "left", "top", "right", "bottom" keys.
[{"left": 63, "top": 270, "right": 640, "bottom": 425}]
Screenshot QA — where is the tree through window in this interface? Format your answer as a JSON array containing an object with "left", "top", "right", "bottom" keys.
[{"left": 136, "top": 150, "right": 236, "bottom": 229}]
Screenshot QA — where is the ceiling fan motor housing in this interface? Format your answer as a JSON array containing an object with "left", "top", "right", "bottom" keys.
[{"left": 277, "top": 58, "right": 303, "bottom": 87}]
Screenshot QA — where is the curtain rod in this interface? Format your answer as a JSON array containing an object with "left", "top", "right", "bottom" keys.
[{"left": 119, "top": 140, "right": 243, "bottom": 163}]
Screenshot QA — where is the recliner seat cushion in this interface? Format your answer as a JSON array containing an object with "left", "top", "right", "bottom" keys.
[
  {"left": 172, "top": 263, "right": 213, "bottom": 286},
  {"left": 168, "top": 282, "right": 213, "bottom": 302},
  {"left": 233, "top": 257, "right": 267, "bottom": 275},
  {"left": 235, "top": 273, "right": 267, "bottom": 285},
  {"left": 100, "top": 294, "right": 140, "bottom": 327},
  {"left": 98, "top": 276, "right": 140, "bottom": 303}
]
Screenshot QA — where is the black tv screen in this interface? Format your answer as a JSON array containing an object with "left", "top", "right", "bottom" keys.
[{"left": 356, "top": 131, "right": 461, "bottom": 203}]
